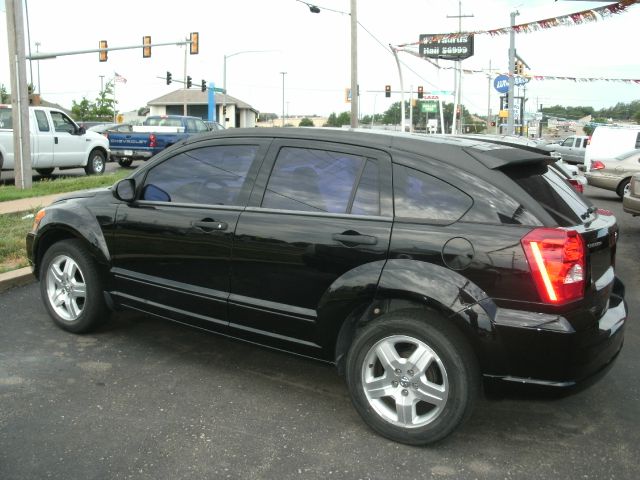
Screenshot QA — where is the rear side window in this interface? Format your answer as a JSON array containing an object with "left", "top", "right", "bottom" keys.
[
  {"left": 141, "top": 145, "right": 258, "bottom": 206},
  {"left": 0, "top": 109, "right": 13, "bottom": 129},
  {"left": 507, "top": 165, "right": 589, "bottom": 226},
  {"left": 393, "top": 165, "right": 472, "bottom": 223},
  {"left": 34, "top": 110, "right": 50, "bottom": 132},
  {"left": 262, "top": 147, "right": 377, "bottom": 214}
]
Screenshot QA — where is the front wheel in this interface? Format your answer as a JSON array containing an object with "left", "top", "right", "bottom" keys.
[
  {"left": 40, "top": 239, "right": 109, "bottom": 333},
  {"left": 84, "top": 149, "right": 106, "bottom": 175},
  {"left": 345, "top": 310, "right": 480, "bottom": 445},
  {"left": 36, "top": 168, "right": 55, "bottom": 176}
]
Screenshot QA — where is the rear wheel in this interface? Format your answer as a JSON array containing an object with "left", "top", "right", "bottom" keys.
[
  {"left": 117, "top": 158, "right": 133, "bottom": 168},
  {"left": 40, "top": 239, "right": 109, "bottom": 333},
  {"left": 84, "top": 149, "right": 106, "bottom": 175},
  {"left": 345, "top": 310, "right": 479, "bottom": 445},
  {"left": 616, "top": 178, "right": 631, "bottom": 198}
]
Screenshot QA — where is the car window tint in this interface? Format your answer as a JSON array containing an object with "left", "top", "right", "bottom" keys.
[
  {"left": 351, "top": 160, "right": 380, "bottom": 216},
  {"left": 262, "top": 147, "right": 365, "bottom": 213},
  {"left": 194, "top": 120, "right": 208, "bottom": 133},
  {"left": 0, "top": 109, "right": 12, "bottom": 129},
  {"left": 50, "top": 111, "right": 75, "bottom": 133},
  {"left": 141, "top": 145, "right": 258, "bottom": 206},
  {"left": 34, "top": 110, "right": 50, "bottom": 132},
  {"left": 393, "top": 165, "right": 472, "bottom": 223}
]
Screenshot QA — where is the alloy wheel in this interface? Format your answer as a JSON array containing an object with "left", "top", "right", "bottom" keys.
[{"left": 45, "top": 254, "right": 87, "bottom": 321}]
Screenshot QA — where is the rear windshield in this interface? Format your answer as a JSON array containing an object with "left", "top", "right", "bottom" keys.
[{"left": 506, "top": 164, "right": 592, "bottom": 226}]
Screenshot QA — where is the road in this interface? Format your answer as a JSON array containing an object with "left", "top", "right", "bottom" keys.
[{"left": 0, "top": 185, "right": 638, "bottom": 480}]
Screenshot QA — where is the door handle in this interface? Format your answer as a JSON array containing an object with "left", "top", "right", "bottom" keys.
[
  {"left": 54, "top": 137, "right": 58, "bottom": 144},
  {"left": 193, "top": 219, "right": 228, "bottom": 232},
  {"left": 332, "top": 232, "right": 377, "bottom": 246}
]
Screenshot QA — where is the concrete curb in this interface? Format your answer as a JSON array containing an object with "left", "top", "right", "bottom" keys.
[{"left": 0, "top": 267, "right": 35, "bottom": 293}]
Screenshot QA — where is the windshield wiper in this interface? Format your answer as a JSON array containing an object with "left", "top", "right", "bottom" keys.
[{"left": 581, "top": 205, "right": 597, "bottom": 220}]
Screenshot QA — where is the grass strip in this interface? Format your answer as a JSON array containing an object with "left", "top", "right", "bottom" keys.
[
  {"left": 0, "top": 209, "right": 37, "bottom": 274},
  {"left": 0, "top": 169, "right": 129, "bottom": 203}
]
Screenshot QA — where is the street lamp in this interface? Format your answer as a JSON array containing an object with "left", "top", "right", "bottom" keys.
[
  {"left": 280, "top": 72, "right": 287, "bottom": 127},
  {"left": 223, "top": 50, "right": 276, "bottom": 128}
]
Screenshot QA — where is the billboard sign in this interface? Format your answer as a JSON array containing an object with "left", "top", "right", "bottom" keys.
[{"left": 419, "top": 34, "right": 474, "bottom": 60}]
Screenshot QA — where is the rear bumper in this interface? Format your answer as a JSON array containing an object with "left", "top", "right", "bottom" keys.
[
  {"left": 111, "top": 150, "right": 154, "bottom": 160},
  {"left": 488, "top": 278, "right": 627, "bottom": 389}
]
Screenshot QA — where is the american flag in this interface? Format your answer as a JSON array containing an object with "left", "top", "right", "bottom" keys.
[{"left": 114, "top": 72, "right": 127, "bottom": 84}]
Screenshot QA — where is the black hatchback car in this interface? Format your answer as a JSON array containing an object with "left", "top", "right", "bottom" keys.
[{"left": 26, "top": 128, "right": 627, "bottom": 445}]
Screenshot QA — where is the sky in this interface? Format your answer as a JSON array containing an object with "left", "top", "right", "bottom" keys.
[{"left": 1, "top": 0, "right": 639, "bottom": 120}]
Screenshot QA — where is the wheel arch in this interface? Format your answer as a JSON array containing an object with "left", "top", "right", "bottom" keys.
[
  {"left": 330, "top": 259, "right": 501, "bottom": 375},
  {"left": 87, "top": 145, "right": 109, "bottom": 164},
  {"left": 32, "top": 211, "right": 111, "bottom": 279}
]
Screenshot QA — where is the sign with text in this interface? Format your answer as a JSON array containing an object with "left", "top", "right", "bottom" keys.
[
  {"left": 494, "top": 74, "right": 531, "bottom": 93},
  {"left": 420, "top": 101, "right": 438, "bottom": 113},
  {"left": 419, "top": 34, "right": 474, "bottom": 60}
]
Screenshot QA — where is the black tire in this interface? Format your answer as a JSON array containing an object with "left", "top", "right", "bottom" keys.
[
  {"left": 345, "top": 309, "right": 480, "bottom": 445},
  {"left": 117, "top": 158, "right": 133, "bottom": 168},
  {"left": 84, "top": 149, "right": 106, "bottom": 175},
  {"left": 39, "top": 239, "right": 109, "bottom": 333},
  {"left": 616, "top": 178, "right": 631, "bottom": 198},
  {"left": 36, "top": 168, "right": 55, "bottom": 176}
]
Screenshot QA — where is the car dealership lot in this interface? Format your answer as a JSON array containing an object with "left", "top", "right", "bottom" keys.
[{"left": 1, "top": 185, "right": 639, "bottom": 480}]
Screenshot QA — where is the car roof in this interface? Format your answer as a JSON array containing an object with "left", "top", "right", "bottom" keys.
[{"left": 183, "top": 127, "right": 551, "bottom": 171}]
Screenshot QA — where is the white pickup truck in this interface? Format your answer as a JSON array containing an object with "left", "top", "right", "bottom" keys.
[{"left": 0, "top": 105, "right": 110, "bottom": 178}]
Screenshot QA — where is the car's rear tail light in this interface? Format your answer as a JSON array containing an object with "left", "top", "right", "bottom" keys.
[
  {"left": 568, "top": 179, "right": 584, "bottom": 193},
  {"left": 591, "top": 160, "right": 605, "bottom": 170},
  {"left": 521, "top": 228, "right": 586, "bottom": 305},
  {"left": 149, "top": 133, "right": 157, "bottom": 148}
]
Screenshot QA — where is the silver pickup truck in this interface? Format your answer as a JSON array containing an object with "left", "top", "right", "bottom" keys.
[{"left": 546, "top": 135, "right": 589, "bottom": 166}]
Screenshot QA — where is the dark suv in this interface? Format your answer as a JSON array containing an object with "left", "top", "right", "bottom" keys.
[{"left": 26, "top": 128, "right": 627, "bottom": 445}]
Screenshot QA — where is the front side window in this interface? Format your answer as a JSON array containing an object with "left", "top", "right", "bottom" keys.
[
  {"left": 50, "top": 111, "right": 76, "bottom": 133},
  {"left": 141, "top": 145, "right": 258, "bottom": 206},
  {"left": 262, "top": 147, "right": 369, "bottom": 214},
  {"left": 562, "top": 138, "right": 573, "bottom": 147},
  {"left": 34, "top": 110, "right": 50, "bottom": 132},
  {"left": 393, "top": 165, "right": 472, "bottom": 223}
]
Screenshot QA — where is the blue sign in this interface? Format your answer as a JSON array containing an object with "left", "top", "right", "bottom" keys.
[
  {"left": 494, "top": 75, "right": 510, "bottom": 93},
  {"left": 494, "top": 74, "right": 531, "bottom": 93}
]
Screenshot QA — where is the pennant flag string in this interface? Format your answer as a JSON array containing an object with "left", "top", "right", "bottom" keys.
[{"left": 395, "top": 0, "right": 639, "bottom": 47}]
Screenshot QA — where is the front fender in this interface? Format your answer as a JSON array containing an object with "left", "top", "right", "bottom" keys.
[{"left": 31, "top": 202, "right": 113, "bottom": 278}]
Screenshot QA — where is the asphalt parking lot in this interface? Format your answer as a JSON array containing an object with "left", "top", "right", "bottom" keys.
[{"left": 1, "top": 186, "right": 639, "bottom": 480}]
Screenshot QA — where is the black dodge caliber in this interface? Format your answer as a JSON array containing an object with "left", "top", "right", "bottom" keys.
[{"left": 26, "top": 128, "right": 627, "bottom": 445}]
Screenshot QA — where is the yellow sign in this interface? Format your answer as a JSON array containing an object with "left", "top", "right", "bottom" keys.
[{"left": 498, "top": 109, "right": 508, "bottom": 118}]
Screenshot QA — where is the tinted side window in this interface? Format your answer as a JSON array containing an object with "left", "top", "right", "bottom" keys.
[
  {"left": 34, "top": 110, "right": 50, "bottom": 132},
  {"left": 262, "top": 147, "right": 365, "bottom": 214},
  {"left": 0, "top": 109, "right": 13, "bottom": 129},
  {"left": 393, "top": 165, "right": 472, "bottom": 223},
  {"left": 352, "top": 160, "right": 380, "bottom": 216},
  {"left": 50, "top": 111, "right": 75, "bottom": 133},
  {"left": 141, "top": 145, "right": 258, "bottom": 206}
]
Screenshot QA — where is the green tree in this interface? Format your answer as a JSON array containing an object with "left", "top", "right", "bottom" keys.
[
  {"left": 324, "top": 112, "right": 351, "bottom": 127},
  {"left": 93, "top": 80, "right": 117, "bottom": 120},
  {"left": 298, "top": 117, "right": 314, "bottom": 127},
  {"left": 0, "top": 84, "right": 8, "bottom": 103},
  {"left": 71, "top": 97, "right": 93, "bottom": 121},
  {"left": 635, "top": 110, "right": 640, "bottom": 125}
]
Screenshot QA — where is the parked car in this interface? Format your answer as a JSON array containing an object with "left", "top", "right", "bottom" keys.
[
  {"left": 0, "top": 105, "right": 110, "bottom": 177},
  {"left": 545, "top": 135, "right": 589, "bottom": 166},
  {"left": 622, "top": 173, "right": 640, "bottom": 216},
  {"left": 88, "top": 122, "right": 134, "bottom": 135},
  {"left": 584, "top": 125, "right": 640, "bottom": 170},
  {"left": 107, "top": 115, "right": 209, "bottom": 167},
  {"left": 204, "top": 121, "right": 225, "bottom": 131},
  {"left": 584, "top": 149, "right": 640, "bottom": 197},
  {"left": 26, "top": 128, "right": 627, "bottom": 445}
]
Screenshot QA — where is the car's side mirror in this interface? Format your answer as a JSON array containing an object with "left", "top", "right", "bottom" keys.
[
  {"left": 75, "top": 125, "right": 86, "bottom": 135},
  {"left": 114, "top": 178, "right": 136, "bottom": 202}
]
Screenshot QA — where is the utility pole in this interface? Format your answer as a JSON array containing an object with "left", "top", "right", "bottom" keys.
[
  {"left": 507, "top": 10, "right": 519, "bottom": 136},
  {"left": 280, "top": 72, "right": 287, "bottom": 127},
  {"left": 183, "top": 37, "right": 188, "bottom": 116},
  {"left": 35, "top": 41, "right": 41, "bottom": 94},
  {"left": 350, "top": 0, "right": 358, "bottom": 128},
  {"left": 448, "top": 1, "right": 473, "bottom": 134},
  {"left": 5, "top": 0, "right": 33, "bottom": 189}
]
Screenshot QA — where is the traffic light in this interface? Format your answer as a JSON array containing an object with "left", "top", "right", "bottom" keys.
[
  {"left": 143, "top": 36, "right": 151, "bottom": 58},
  {"left": 166, "top": 71, "right": 172, "bottom": 85},
  {"left": 385, "top": 85, "right": 391, "bottom": 98},
  {"left": 201, "top": 80, "right": 207, "bottom": 92},
  {"left": 223, "top": 106, "right": 227, "bottom": 115},
  {"left": 186, "top": 76, "right": 192, "bottom": 89},
  {"left": 99, "top": 40, "right": 108, "bottom": 62},
  {"left": 417, "top": 85, "right": 424, "bottom": 99},
  {"left": 515, "top": 60, "right": 524, "bottom": 75},
  {"left": 190, "top": 32, "right": 199, "bottom": 55}
]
